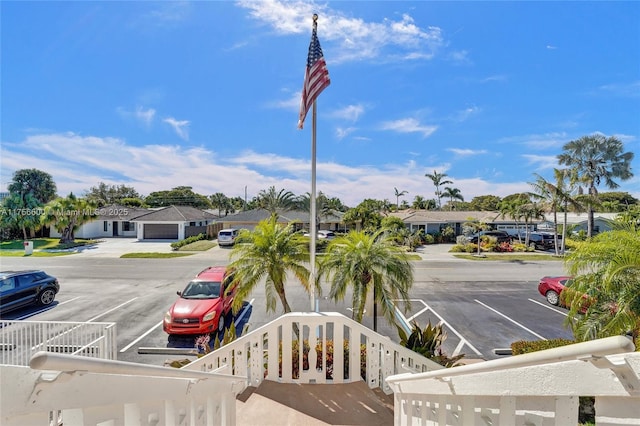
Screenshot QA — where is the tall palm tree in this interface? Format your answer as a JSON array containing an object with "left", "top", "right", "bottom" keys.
[
  {"left": 394, "top": 187, "right": 408, "bottom": 211},
  {"left": 425, "top": 170, "right": 453, "bottom": 210},
  {"left": 228, "top": 215, "right": 310, "bottom": 314},
  {"left": 557, "top": 134, "right": 634, "bottom": 237},
  {"left": 41, "top": 193, "right": 97, "bottom": 244},
  {"left": 441, "top": 187, "right": 464, "bottom": 211},
  {"left": 564, "top": 225, "right": 640, "bottom": 347},
  {"left": 255, "top": 186, "right": 296, "bottom": 214},
  {"left": 317, "top": 230, "right": 413, "bottom": 332},
  {"left": 411, "top": 195, "right": 427, "bottom": 210}
]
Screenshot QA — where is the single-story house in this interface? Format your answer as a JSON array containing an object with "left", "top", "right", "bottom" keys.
[
  {"left": 386, "top": 210, "right": 541, "bottom": 236},
  {"left": 539, "top": 212, "right": 618, "bottom": 234},
  {"left": 50, "top": 204, "right": 150, "bottom": 239},
  {"left": 214, "top": 208, "right": 345, "bottom": 233},
  {"left": 131, "top": 205, "right": 218, "bottom": 240}
]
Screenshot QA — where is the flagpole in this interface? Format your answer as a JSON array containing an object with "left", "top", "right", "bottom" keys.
[{"left": 310, "top": 99, "right": 318, "bottom": 312}]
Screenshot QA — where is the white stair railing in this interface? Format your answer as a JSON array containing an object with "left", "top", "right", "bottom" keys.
[
  {"left": 1, "top": 351, "right": 246, "bottom": 426},
  {"left": 386, "top": 336, "right": 640, "bottom": 426},
  {"left": 183, "top": 311, "right": 444, "bottom": 394}
]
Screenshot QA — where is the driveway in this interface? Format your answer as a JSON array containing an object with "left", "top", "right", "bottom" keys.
[{"left": 66, "top": 238, "right": 178, "bottom": 257}]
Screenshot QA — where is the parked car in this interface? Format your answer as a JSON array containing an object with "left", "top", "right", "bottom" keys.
[
  {"left": 466, "top": 230, "right": 512, "bottom": 244},
  {"left": 217, "top": 229, "right": 239, "bottom": 247},
  {"left": 538, "top": 276, "right": 572, "bottom": 306},
  {"left": 163, "top": 266, "right": 237, "bottom": 336},
  {"left": 303, "top": 230, "right": 336, "bottom": 240},
  {"left": 515, "top": 232, "right": 557, "bottom": 250},
  {"left": 0, "top": 270, "right": 60, "bottom": 313}
]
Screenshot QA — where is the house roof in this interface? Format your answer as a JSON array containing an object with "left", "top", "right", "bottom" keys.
[
  {"left": 94, "top": 204, "right": 150, "bottom": 220},
  {"left": 131, "top": 205, "right": 217, "bottom": 222},
  {"left": 387, "top": 210, "right": 525, "bottom": 224},
  {"left": 219, "top": 208, "right": 343, "bottom": 224}
]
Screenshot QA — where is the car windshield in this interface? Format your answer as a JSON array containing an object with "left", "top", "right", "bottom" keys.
[{"left": 181, "top": 281, "right": 221, "bottom": 299}]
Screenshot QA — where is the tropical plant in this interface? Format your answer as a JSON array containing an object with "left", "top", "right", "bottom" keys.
[
  {"left": 557, "top": 134, "right": 634, "bottom": 237},
  {"left": 397, "top": 320, "right": 465, "bottom": 367},
  {"left": 342, "top": 199, "right": 384, "bottom": 231},
  {"left": 318, "top": 230, "right": 413, "bottom": 332},
  {"left": 209, "top": 192, "right": 234, "bottom": 216},
  {"left": 40, "top": 193, "right": 97, "bottom": 244},
  {"left": 255, "top": 186, "right": 296, "bottom": 214},
  {"left": 84, "top": 182, "right": 140, "bottom": 207},
  {"left": 394, "top": 187, "right": 408, "bottom": 210},
  {"left": 145, "top": 186, "right": 212, "bottom": 208},
  {"left": 442, "top": 186, "right": 464, "bottom": 211},
  {"left": 228, "top": 215, "right": 310, "bottom": 314},
  {"left": 563, "top": 226, "right": 640, "bottom": 347},
  {"left": 1, "top": 192, "right": 42, "bottom": 239},
  {"left": 425, "top": 170, "right": 453, "bottom": 210},
  {"left": 7, "top": 168, "right": 57, "bottom": 204}
]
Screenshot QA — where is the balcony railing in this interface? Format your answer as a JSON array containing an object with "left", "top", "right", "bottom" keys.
[
  {"left": 1, "top": 313, "right": 638, "bottom": 425},
  {"left": 0, "top": 320, "right": 117, "bottom": 366},
  {"left": 386, "top": 335, "right": 640, "bottom": 425}
]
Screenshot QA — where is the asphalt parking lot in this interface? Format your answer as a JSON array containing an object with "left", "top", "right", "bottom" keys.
[{"left": 1, "top": 239, "right": 570, "bottom": 365}]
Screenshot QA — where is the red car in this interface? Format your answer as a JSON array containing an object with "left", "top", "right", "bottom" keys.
[
  {"left": 163, "top": 266, "right": 237, "bottom": 336},
  {"left": 537, "top": 275, "right": 589, "bottom": 313}
]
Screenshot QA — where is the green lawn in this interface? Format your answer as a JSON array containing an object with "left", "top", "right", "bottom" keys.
[
  {"left": 0, "top": 238, "right": 97, "bottom": 256},
  {"left": 176, "top": 240, "right": 217, "bottom": 251}
]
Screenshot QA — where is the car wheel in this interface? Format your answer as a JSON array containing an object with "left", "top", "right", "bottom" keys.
[
  {"left": 529, "top": 241, "right": 537, "bottom": 250},
  {"left": 38, "top": 288, "right": 56, "bottom": 306},
  {"left": 546, "top": 290, "right": 560, "bottom": 306},
  {"left": 217, "top": 314, "right": 225, "bottom": 332}
]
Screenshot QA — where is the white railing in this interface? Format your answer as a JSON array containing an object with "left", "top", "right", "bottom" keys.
[
  {"left": 1, "top": 351, "right": 247, "bottom": 426},
  {"left": 183, "top": 311, "right": 444, "bottom": 394},
  {"left": 386, "top": 336, "right": 640, "bottom": 426},
  {"left": 0, "top": 320, "right": 117, "bottom": 365}
]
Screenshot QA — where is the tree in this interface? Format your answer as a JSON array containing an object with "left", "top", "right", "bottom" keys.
[
  {"left": 342, "top": 199, "right": 384, "bottom": 231},
  {"left": 425, "top": 170, "right": 453, "bottom": 210},
  {"left": 411, "top": 195, "right": 435, "bottom": 210},
  {"left": 84, "top": 182, "right": 140, "bottom": 207},
  {"left": 228, "top": 215, "right": 310, "bottom": 315},
  {"left": 210, "top": 193, "right": 234, "bottom": 216},
  {"left": 394, "top": 187, "right": 408, "bottom": 211},
  {"left": 40, "top": 193, "right": 97, "bottom": 244},
  {"left": 254, "top": 186, "right": 296, "bottom": 214},
  {"left": 318, "top": 230, "right": 413, "bottom": 332},
  {"left": 1, "top": 192, "right": 42, "bottom": 239},
  {"left": 558, "top": 134, "right": 634, "bottom": 237},
  {"left": 145, "top": 186, "right": 211, "bottom": 208},
  {"left": 564, "top": 226, "right": 640, "bottom": 347},
  {"left": 7, "top": 168, "right": 57, "bottom": 204},
  {"left": 468, "top": 195, "right": 501, "bottom": 211},
  {"left": 441, "top": 187, "right": 464, "bottom": 211}
]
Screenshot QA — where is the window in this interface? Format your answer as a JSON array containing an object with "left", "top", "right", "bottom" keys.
[
  {"left": 123, "top": 221, "right": 134, "bottom": 231},
  {"left": 103, "top": 221, "right": 108, "bottom": 232},
  {"left": 0, "top": 277, "right": 16, "bottom": 292},
  {"left": 190, "top": 222, "right": 196, "bottom": 226}
]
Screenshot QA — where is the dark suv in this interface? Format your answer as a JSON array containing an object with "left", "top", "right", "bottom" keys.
[
  {"left": 466, "top": 230, "right": 512, "bottom": 244},
  {"left": 0, "top": 270, "right": 59, "bottom": 313},
  {"left": 514, "top": 232, "right": 557, "bottom": 250}
]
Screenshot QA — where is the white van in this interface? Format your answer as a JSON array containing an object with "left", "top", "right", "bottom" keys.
[{"left": 217, "top": 229, "right": 239, "bottom": 246}]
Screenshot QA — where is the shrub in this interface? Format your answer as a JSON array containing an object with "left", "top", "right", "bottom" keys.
[
  {"left": 449, "top": 244, "right": 466, "bottom": 253},
  {"left": 278, "top": 339, "right": 367, "bottom": 380},
  {"left": 170, "top": 233, "right": 207, "bottom": 250},
  {"left": 423, "top": 233, "right": 435, "bottom": 245},
  {"left": 398, "top": 321, "right": 465, "bottom": 368}
]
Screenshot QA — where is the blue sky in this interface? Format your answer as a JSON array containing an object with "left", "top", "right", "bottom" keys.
[{"left": 2, "top": 1, "right": 638, "bottom": 207}]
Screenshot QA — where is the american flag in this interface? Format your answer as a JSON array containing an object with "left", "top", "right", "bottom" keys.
[{"left": 298, "top": 22, "right": 330, "bottom": 130}]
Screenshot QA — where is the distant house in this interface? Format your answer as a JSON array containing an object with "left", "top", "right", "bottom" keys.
[
  {"left": 539, "top": 212, "right": 618, "bottom": 234},
  {"left": 50, "top": 204, "right": 149, "bottom": 239},
  {"left": 387, "top": 210, "right": 541, "bottom": 236},
  {"left": 131, "top": 205, "right": 218, "bottom": 240},
  {"left": 215, "top": 208, "right": 345, "bottom": 232}
]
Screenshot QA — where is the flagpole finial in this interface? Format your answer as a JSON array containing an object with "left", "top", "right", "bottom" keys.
[{"left": 313, "top": 13, "right": 318, "bottom": 22}]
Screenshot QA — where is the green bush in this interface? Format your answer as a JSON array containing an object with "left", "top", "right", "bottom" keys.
[
  {"left": 423, "top": 233, "right": 435, "bottom": 245},
  {"left": 170, "top": 233, "right": 207, "bottom": 250}
]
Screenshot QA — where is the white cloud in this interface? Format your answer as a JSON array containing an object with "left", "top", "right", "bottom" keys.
[
  {"left": 380, "top": 118, "right": 437, "bottom": 138},
  {"left": 331, "top": 104, "right": 365, "bottom": 122},
  {"left": 447, "top": 148, "right": 487, "bottom": 156},
  {"left": 117, "top": 106, "right": 156, "bottom": 127},
  {"left": 163, "top": 117, "right": 190, "bottom": 140},
  {"left": 237, "top": 0, "right": 444, "bottom": 64},
  {"left": 521, "top": 154, "right": 558, "bottom": 170},
  {"left": 335, "top": 127, "right": 356, "bottom": 140},
  {"left": 269, "top": 91, "right": 302, "bottom": 111}
]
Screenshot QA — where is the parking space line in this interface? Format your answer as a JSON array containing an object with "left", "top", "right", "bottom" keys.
[
  {"left": 120, "top": 321, "right": 163, "bottom": 353},
  {"left": 474, "top": 299, "right": 547, "bottom": 340},
  {"left": 528, "top": 298, "right": 570, "bottom": 317},
  {"left": 235, "top": 298, "right": 254, "bottom": 324},
  {"left": 87, "top": 298, "right": 138, "bottom": 322},
  {"left": 401, "top": 299, "right": 482, "bottom": 357}
]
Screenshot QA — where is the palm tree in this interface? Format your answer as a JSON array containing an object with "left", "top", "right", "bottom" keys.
[
  {"left": 228, "top": 215, "right": 310, "bottom": 314},
  {"left": 394, "top": 187, "right": 408, "bottom": 211},
  {"left": 441, "top": 187, "right": 464, "bottom": 211},
  {"left": 255, "top": 186, "right": 296, "bottom": 214},
  {"left": 564, "top": 225, "right": 640, "bottom": 347},
  {"left": 41, "top": 193, "right": 97, "bottom": 244},
  {"left": 317, "top": 230, "right": 413, "bottom": 332},
  {"left": 557, "top": 134, "right": 634, "bottom": 237},
  {"left": 425, "top": 170, "right": 453, "bottom": 210}
]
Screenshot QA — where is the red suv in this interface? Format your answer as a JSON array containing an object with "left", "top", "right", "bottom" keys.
[{"left": 163, "top": 266, "right": 237, "bottom": 336}]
